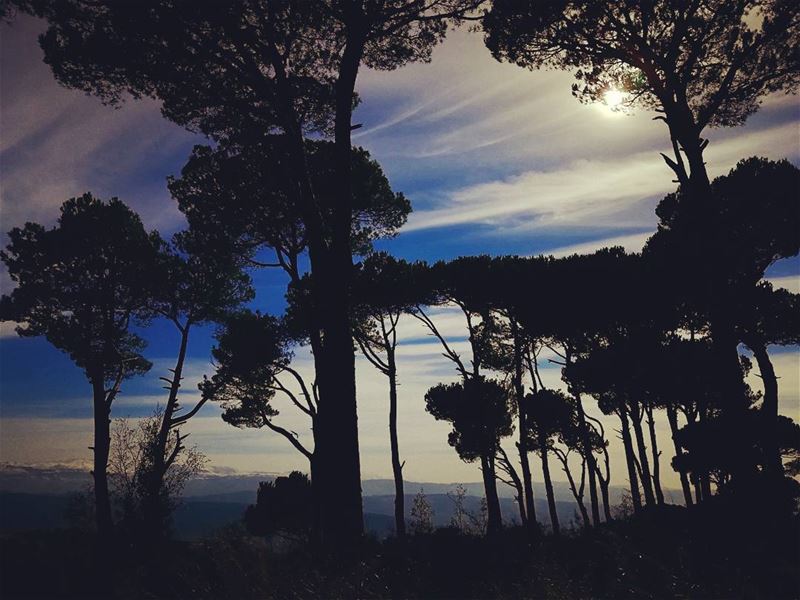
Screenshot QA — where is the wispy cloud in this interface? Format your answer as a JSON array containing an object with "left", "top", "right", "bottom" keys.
[
  {"left": 0, "top": 16, "right": 200, "bottom": 235},
  {"left": 400, "top": 123, "right": 799, "bottom": 236}
]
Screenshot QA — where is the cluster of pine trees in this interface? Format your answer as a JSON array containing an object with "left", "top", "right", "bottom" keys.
[{"left": 1, "top": 0, "right": 798, "bottom": 562}]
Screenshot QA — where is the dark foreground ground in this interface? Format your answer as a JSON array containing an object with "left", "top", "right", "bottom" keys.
[{"left": 1, "top": 504, "right": 798, "bottom": 599}]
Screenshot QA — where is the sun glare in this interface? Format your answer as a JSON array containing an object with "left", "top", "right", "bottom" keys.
[{"left": 603, "top": 88, "right": 626, "bottom": 110}]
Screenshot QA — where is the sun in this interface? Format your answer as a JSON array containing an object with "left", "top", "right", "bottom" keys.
[{"left": 603, "top": 88, "right": 627, "bottom": 110}]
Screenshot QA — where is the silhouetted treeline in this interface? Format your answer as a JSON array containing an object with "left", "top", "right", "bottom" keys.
[{"left": 1, "top": 0, "right": 800, "bottom": 597}]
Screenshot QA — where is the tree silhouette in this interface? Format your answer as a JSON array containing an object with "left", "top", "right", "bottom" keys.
[
  {"left": 478, "top": 259, "right": 543, "bottom": 535},
  {"left": 201, "top": 311, "right": 316, "bottom": 465},
  {"left": 409, "top": 489, "right": 435, "bottom": 535},
  {"left": 567, "top": 336, "right": 667, "bottom": 511},
  {"left": 170, "top": 140, "right": 412, "bottom": 276},
  {"left": 0, "top": 194, "right": 156, "bottom": 540},
  {"left": 425, "top": 378, "right": 513, "bottom": 533},
  {"left": 524, "top": 389, "right": 573, "bottom": 534},
  {"left": 522, "top": 249, "right": 640, "bottom": 526},
  {"left": 108, "top": 411, "right": 206, "bottom": 544},
  {"left": 138, "top": 233, "right": 252, "bottom": 541},
  {"left": 484, "top": 1, "right": 799, "bottom": 197},
  {"left": 351, "top": 252, "right": 424, "bottom": 538},
  {"left": 244, "top": 472, "right": 314, "bottom": 542},
  {"left": 646, "top": 157, "right": 800, "bottom": 477},
  {"left": 28, "top": 0, "right": 481, "bottom": 546},
  {"left": 485, "top": 3, "right": 800, "bottom": 488}
]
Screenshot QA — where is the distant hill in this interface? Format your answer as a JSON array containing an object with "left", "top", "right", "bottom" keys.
[
  {"left": 2, "top": 463, "right": 682, "bottom": 506},
  {"left": 0, "top": 490, "right": 586, "bottom": 541},
  {"left": 0, "top": 463, "right": 685, "bottom": 540}
]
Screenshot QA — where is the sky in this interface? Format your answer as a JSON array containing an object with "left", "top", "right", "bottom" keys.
[{"left": 1, "top": 15, "right": 799, "bottom": 491}]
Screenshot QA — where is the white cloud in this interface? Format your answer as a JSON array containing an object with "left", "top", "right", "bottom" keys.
[{"left": 355, "top": 29, "right": 798, "bottom": 240}]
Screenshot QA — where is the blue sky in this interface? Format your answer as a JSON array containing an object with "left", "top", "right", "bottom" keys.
[{"left": 1, "top": 16, "right": 798, "bottom": 487}]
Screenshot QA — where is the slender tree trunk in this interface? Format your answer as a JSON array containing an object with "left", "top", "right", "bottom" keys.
[
  {"left": 539, "top": 437, "right": 560, "bottom": 536},
  {"left": 481, "top": 454, "right": 503, "bottom": 534},
  {"left": 387, "top": 351, "right": 405, "bottom": 538},
  {"left": 597, "top": 472, "right": 612, "bottom": 523},
  {"left": 629, "top": 401, "right": 656, "bottom": 506},
  {"left": 619, "top": 407, "right": 643, "bottom": 513},
  {"left": 143, "top": 324, "right": 191, "bottom": 540},
  {"left": 518, "top": 443, "right": 535, "bottom": 527},
  {"left": 91, "top": 376, "right": 113, "bottom": 540},
  {"left": 499, "top": 450, "right": 527, "bottom": 526},
  {"left": 511, "top": 320, "right": 537, "bottom": 532},
  {"left": 666, "top": 404, "right": 694, "bottom": 507},
  {"left": 644, "top": 403, "right": 665, "bottom": 505},
  {"left": 573, "top": 393, "right": 600, "bottom": 525},
  {"left": 749, "top": 339, "right": 783, "bottom": 475},
  {"left": 558, "top": 453, "right": 590, "bottom": 528},
  {"left": 693, "top": 475, "right": 703, "bottom": 504}
]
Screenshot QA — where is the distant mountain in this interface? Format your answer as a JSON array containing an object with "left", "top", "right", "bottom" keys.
[
  {"left": 363, "top": 494, "right": 582, "bottom": 530},
  {"left": 0, "top": 490, "right": 586, "bottom": 541},
  {"left": 2, "top": 463, "right": 677, "bottom": 506}
]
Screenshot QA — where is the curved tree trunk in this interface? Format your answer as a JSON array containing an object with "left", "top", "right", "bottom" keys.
[
  {"left": 629, "top": 401, "right": 656, "bottom": 506},
  {"left": 511, "top": 320, "right": 537, "bottom": 533},
  {"left": 511, "top": 319, "right": 537, "bottom": 532},
  {"left": 539, "top": 437, "right": 560, "bottom": 536},
  {"left": 644, "top": 403, "right": 665, "bottom": 505},
  {"left": 597, "top": 470, "right": 613, "bottom": 523},
  {"left": 749, "top": 339, "right": 783, "bottom": 475},
  {"left": 619, "top": 407, "right": 643, "bottom": 513},
  {"left": 387, "top": 351, "right": 405, "bottom": 538},
  {"left": 574, "top": 394, "right": 600, "bottom": 525},
  {"left": 143, "top": 324, "right": 191, "bottom": 540},
  {"left": 557, "top": 452, "right": 590, "bottom": 528}
]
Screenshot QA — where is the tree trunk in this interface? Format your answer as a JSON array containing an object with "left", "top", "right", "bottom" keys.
[
  {"left": 666, "top": 404, "right": 694, "bottom": 507},
  {"left": 698, "top": 406, "right": 713, "bottom": 500},
  {"left": 481, "top": 454, "right": 503, "bottom": 534},
  {"left": 680, "top": 129, "right": 754, "bottom": 486},
  {"left": 539, "top": 436, "right": 560, "bottom": 536},
  {"left": 499, "top": 451, "right": 527, "bottom": 526},
  {"left": 749, "top": 339, "right": 783, "bottom": 475},
  {"left": 574, "top": 394, "right": 600, "bottom": 525},
  {"left": 629, "top": 401, "right": 656, "bottom": 506},
  {"left": 644, "top": 403, "right": 665, "bottom": 505},
  {"left": 558, "top": 453, "right": 590, "bottom": 528},
  {"left": 693, "top": 475, "right": 703, "bottom": 503},
  {"left": 143, "top": 324, "right": 191, "bottom": 540},
  {"left": 511, "top": 320, "right": 537, "bottom": 533},
  {"left": 597, "top": 469, "right": 613, "bottom": 523},
  {"left": 91, "top": 376, "right": 113, "bottom": 540},
  {"left": 387, "top": 351, "right": 405, "bottom": 538},
  {"left": 619, "top": 407, "right": 643, "bottom": 513},
  {"left": 311, "top": 26, "right": 368, "bottom": 550}
]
